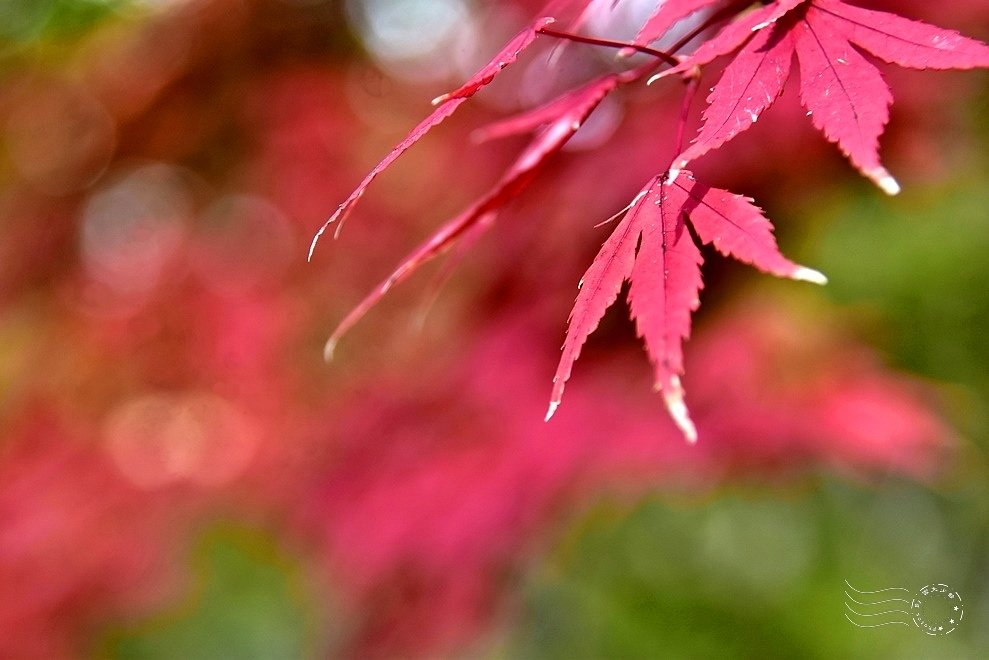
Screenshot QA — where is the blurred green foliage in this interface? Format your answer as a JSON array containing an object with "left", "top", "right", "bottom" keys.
[
  {"left": 0, "top": 0, "right": 124, "bottom": 47},
  {"left": 505, "top": 480, "right": 988, "bottom": 659},
  {"left": 103, "top": 525, "right": 329, "bottom": 660},
  {"left": 810, "top": 170, "right": 989, "bottom": 442}
]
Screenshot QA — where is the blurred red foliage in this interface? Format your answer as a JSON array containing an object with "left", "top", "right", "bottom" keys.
[
  {"left": 297, "top": 300, "right": 947, "bottom": 655},
  {"left": 0, "top": 409, "right": 179, "bottom": 659}
]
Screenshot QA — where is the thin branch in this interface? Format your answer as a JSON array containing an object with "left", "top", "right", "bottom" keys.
[
  {"left": 674, "top": 75, "right": 701, "bottom": 155},
  {"left": 536, "top": 27, "right": 679, "bottom": 67}
]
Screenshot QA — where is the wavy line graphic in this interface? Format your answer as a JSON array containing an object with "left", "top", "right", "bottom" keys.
[
  {"left": 844, "top": 580, "right": 910, "bottom": 595},
  {"left": 843, "top": 614, "right": 910, "bottom": 628},
  {"left": 844, "top": 591, "right": 911, "bottom": 607},
  {"left": 844, "top": 580, "right": 914, "bottom": 629},
  {"left": 845, "top": 603, "right": 911, "bottom": 618}
]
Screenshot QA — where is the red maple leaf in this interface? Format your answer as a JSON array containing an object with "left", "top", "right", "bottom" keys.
[
  {"left": 655, "top": 0, "right": 989, "bottom": 192},
  {"left": 308, "top": 16, "right": 555, "bottom": 257},
  {"left": 547, "top": 171, "right": 825, "bottom": 440}
]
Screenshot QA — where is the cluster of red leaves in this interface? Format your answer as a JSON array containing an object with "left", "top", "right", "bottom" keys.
[
  {"left": 314, "top": 0, "right": 989, "bottom": 440},
  {"left": 654, "top": 0, "right": 989, "bottom": 188}
]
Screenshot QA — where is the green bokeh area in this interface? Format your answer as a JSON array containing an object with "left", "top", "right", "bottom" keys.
[
  {"left": 810, "top": 172, "right": 989, "bottom": 441},
  {"left": 103, "top": 525, "right": 331, "bottom": 660},
  {"left": 507, "top": 480, "right": 988, "bottom": 659},
  {"left": 0, "top": 0, "right": 124, "bottom": 45}
]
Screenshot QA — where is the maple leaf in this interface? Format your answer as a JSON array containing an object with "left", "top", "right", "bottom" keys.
[
  {"left": 324, "top": 75, "right": 619, "bottom": 360},
  {"left": 811, "top": 0, "right": 989, "bottom": 70},
  {"left": 659, "top": 1, "right": 989, "bottom": 192},
  {"left": 308, "top": 16, "right": 554, "bottom": 258},
  {"left": 668, "top": 173, "right": 826, "bottom": 284},
  {"left": 625, "top": 179, "right": 704, "bottom": 441},
  {"left": 792, "top": 6, "right": 896, "bottom": 193},
  {"left": 673, "top": 21, "right": 796, "bottom": 168},
  {"left": 548, "top": 171, "right": 824, "bottom": 440},
  {"left": 547, "top": 183, "right": 649, "bottom": 427}
]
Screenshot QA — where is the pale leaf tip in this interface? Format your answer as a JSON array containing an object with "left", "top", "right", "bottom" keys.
[
  {"left": 323, "top": 337, "right": 337, "bottom": 363},
  {"left": 879, "top": 174, "right": 901, "bottom": 196},
  {"left": 646, "top": 72, "right": 665, "bottom": 86},
  {"left": 544, "top": 400, "right": 560, "bottom": 422},
  {"left": 793, "top": 266, "right": 828, "bottom": 286},
  {"left": 867, "top": 167, "right": 900, "bottom": 196},
  {"left": 667, "top": 167, "right": 682, "bottom": 184},
  {"left": 431, "top": 93, "right": 450, "bottom": 106},
  {"left": 308, "top": 221, "right": 332, "bottom": 261},
  {"left": 662, "top": 376, "right": 697, "bottom": 443}
]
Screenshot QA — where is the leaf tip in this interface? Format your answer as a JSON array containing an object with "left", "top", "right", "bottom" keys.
[
  {"left": 793, "top": 266, "right": 828, "bottom": 286},
  {"left": 866, "top": 167, "right": 901, "bottom": 196},
  {"left": 544, "top": 400, "right": 560, "bottom": 422},
  {"left": 878, "top": 174, "right": 901, "bottom": 196},
  {"left": 662, "top": 376, "right": 697, "bottom": 443},
  {"left": 308, "top": 225, "right": 331, "bottom": 261},
  {"left": 309, "top": 211, "right": 341, "bottom": 261},
  {"left": 646, "top": 71, "right": 667, "bottom": 86}
]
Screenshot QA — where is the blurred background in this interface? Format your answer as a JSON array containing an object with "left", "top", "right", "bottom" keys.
[{"left": 1, "top": 0, "right": 988, "bottom": 657}]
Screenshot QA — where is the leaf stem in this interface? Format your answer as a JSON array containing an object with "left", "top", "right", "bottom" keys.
[
  {"left": 536, "top": 27, "right": 679, "bottom": 67},
  {"left": 674, "top": 75, "right": 701, "bottom": 156}
]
